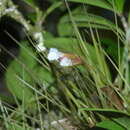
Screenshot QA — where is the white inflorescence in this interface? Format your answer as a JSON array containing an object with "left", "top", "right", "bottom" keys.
[
  {"left": 47, "top": 48, "right": 73, "bottom": 67},
  {"left": 59, "top": 57, "right": 73, "bottom": 67},
  {"left": 47, "top": 48, "right": 64, "bottom": 61}
]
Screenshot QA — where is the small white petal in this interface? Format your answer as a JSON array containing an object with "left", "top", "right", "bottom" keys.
[
  {"left": 47, "top": 48, "right": 63, "bottom": 61},
  {"left": 60, "top": 57, "right": 73, "bottom": 67},
  {"left": 49, "top": 48, "right": 58, "bottom": 53}
]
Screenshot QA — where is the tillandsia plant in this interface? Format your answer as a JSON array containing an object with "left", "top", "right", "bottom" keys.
[{"left": 1, "top": 0, "right": 130, "bottom": 130}]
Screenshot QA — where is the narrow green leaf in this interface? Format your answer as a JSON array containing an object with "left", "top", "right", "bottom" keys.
[{"left": 80, "top": 108, "right": 130, "bottom": 118}]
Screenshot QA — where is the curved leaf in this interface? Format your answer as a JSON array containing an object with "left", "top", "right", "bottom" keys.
[
  {"left": 58, "top": 12, "right": 124, "bottom": 37},
  {"left": 68, "top": 0, "right": 125, "bottom": 14},
  {"left": 107, "top": 0, "right": 125, "bottom": 14},
  {"left": 68, "top": 0, "right": 113, "bottom": 12},
  {"left": 80, "top": 108, "right": 130, "bottom": 118}
]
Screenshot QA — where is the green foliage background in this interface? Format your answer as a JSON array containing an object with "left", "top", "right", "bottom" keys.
[{"left": 1, "top": 0, "right": 130, "bottom": 129}]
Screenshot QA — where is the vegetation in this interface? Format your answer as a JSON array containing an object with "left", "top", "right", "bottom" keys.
[{"left": 0, "top": 0, "right": 130, "bottom": 129}]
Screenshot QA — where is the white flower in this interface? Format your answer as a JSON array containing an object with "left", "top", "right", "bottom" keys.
[
  {"left": 59, "top": 57, "right": 73, "bottom": 66},
  {"left": 47, "top": 48, "right": 63, "bottom": 61},
  {"left": 47, "top": 48, "right": 74, "bottom": 67}
]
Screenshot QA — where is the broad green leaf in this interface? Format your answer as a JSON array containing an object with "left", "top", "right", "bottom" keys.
[
  {"left": 6, "top": 60, "right": 35, "bottom": 104},
  {"left": 68, "top": 0, "right": 113, "bottom": 12},
  {"left": 44, "top": 37, "right": 79, "bottom": 53},
  {"left": 96, "top": 120, "right": 125, "bottom": 130},
  {"left": 33, "top": 66, "right": 57, "bottom": 94},
  {"left": 43, "top": 31, "right": 54, "bottom": 39},
  {"left": 113, "top": 116, "right": 130, "bottom": 129},
  {"left": 58, "top": 12, "right": 124, "bottom": 37},
  {"left": 5, "top": 41, "right": 37, "bottom": 109},
  {"left": 34, "top": 66, "right": 54, "bottom": 86},
  {"left": 18, "top": 41, "right": 37, "bottom": 69}
]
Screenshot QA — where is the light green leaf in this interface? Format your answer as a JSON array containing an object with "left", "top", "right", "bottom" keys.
[
  {"left": 114, "top": 0, "right": 125, "bottom": 14},
  {"left": 113, "top": 116, "right": 130, "bottom": 129},
  {"left": 44, "top": 37, "right": 79, "bottom": 53},
  {"left": 34, "top": 66, "right": 54, "bottom": 86},
  {"left": 68, "top": 0, "right": 113, "bottom": 12},
  {"left": 58, "top": 12, "right": 124, "bottom": 36},
  {"left": 107, "top": 0, "right": 125, "bottom": 14},
  {"left": 96, "top": 120, "right": 125, "bottom": 130},
  {"left": 5, "top": 41, "right": 37, "bottom": 109}
]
